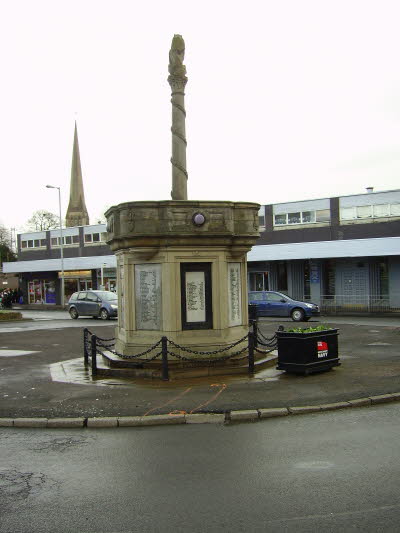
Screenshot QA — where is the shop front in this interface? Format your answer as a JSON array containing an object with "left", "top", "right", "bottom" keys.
[{"left": 28, "top": 279, "right": 57, "bottom": 304}]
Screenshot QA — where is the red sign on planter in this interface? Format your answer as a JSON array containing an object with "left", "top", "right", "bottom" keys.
[{"left": 317, "top": 341, "right": 328, "bottom": 358}]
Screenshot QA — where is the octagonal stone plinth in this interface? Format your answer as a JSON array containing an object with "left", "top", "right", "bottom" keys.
[{"left": 105, "top": 201, "right": 260, "bottom": 357}]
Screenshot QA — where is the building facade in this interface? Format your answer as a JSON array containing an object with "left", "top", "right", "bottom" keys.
[
  {"left": 248, "top": 189, "right": 400, "bottom": 313},
  {"left": 4, "top": 224, "right": 116, "bottom": 305}
]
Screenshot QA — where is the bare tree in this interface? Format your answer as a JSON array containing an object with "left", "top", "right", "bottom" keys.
[
  {"left": 27, "top": 210, "right": 59, "bottom": 231},
  {"left": 0, "top": 223, "right": 16, "bottom": 263}
]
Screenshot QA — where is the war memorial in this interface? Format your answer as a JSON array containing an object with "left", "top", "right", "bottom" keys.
[{"left": 99, "top": 36, "right": 261, "bottom": 377}]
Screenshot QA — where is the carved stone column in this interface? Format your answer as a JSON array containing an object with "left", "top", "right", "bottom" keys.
[{"left": 168, "top": 34, "right": 188, "bottom": 201}]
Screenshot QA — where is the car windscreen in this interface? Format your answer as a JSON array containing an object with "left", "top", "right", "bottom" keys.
[{"left": 96, "top": 291, "right": 117, "bottom": 301}]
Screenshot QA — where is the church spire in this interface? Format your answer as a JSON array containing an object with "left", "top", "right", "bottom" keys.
[{"left": 65, "top": 122, "right": 90, "bottom": 227}]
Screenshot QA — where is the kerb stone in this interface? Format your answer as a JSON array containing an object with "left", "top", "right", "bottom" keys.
[
  {"left": 319, "top": 402, "right": 351, "bottom": 411},
  {"left": 370, "top": 394, "right": 396, "bottom": 404},
  {"left": 258, "top": 408, "right": 289, "bottom": 418},
  {"left": 185, "top": 413, "right": 225, "bottom": 424},
  {"left": 348, "top": 397, "right": 372, "bottom": 407},
  {"left": 87, "top": 417, "right": 118, "bottom": 428},
  {"left": 118, "top": 416, "right": 143, "bottom": 427},
  {"left": 230, "top": 410, "right": 259, "bottom": 421},
  {"left": 14, "top": 418, "right": 48, "bottom": 427},
  {"left": 288, "top": 406, "right": 321, "bottom": 415},
  {"left": 0, "top": 418, "right": 14, "bottom": 427},
  {"left": 47, "top": 418, "right": 85, "bottom": 428},
  {"left": 140, "top": 414, "right": 186, "bottom": 426}
]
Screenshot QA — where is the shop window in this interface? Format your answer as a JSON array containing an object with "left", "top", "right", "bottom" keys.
[
  {"left": 34, "top": 239, "right": 40, "bottom": 247},
  {"left": 51, "top": 237, "right": 59, "bottom": 246},
  {"left": 84, "top": 234, "right": 92, "bottom": 243},
  {"left": 316, "top": 209, "right": 330, "bottom": 222},
  {"left": 274, "top": 209, "right": 326, "bottom": 226},
  {"left": 379, "top": 259, "right": 389, "bottom": 297},
  {"left": 72, "top": 235, "right": 79, "bottom": 244},
  {"left": 322, "top": 259, "right": 335, "bottom": 297},
  {"left": 27, "top": 240, "right": 34, "bottom": 248},
  {"left": 248, "top": 271, "right": 269, "bottom": 291},
  {"left": 40, "top": 239, "right": 47, "bottom": 247},
  {"left": 340, "top": 207, "right": 356, "bottom": 220},
  {"left": 274, "top": 214, "right": 287, "bottom": 225},
  {"left": 93, "top": 233, "right": 100, "bottom": 242},
  {"left": 374, "top": 204, "right": 390, "bottom": 217},
  {"left": 302, "top": 211, "right": 315, "bottom": 224},
  {"left": 391, "top": 203, "right": 400, "bottom": 216},
  {"left": 21, "top": 241, "right": 27, "bottom": 249},
  {"left": 277, "top": 262, "right": 288, "bottom": 292},
  {"left": 288, "top": 212, "right": 301, "bottom": 224},
  {"left": 356, "top": 205, "right": 372, "bottom": 218},
  {"left": 304, "top": 261, "right": 310, "bottom": 299}
]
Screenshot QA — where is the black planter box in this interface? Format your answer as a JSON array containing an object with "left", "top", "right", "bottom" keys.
[{"left": 276, "top": 329, "right": 340, "bottom": 375}]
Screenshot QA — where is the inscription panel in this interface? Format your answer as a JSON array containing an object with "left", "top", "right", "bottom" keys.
[
  {"left": 228, "top": 263, "right": 242, "bottom": 326},
  {"left": 185, "top": 271, "right": 206, "bottom": 323},
  {"left": 119, "top": 264, "right": 125, "bottom": 329},
  {"left": 135, "top": 264, "right": 162, "bottom": 330}
]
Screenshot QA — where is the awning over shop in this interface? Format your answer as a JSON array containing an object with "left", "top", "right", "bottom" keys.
[
  {"left": 3, "top": 255, "right": 117, "bottom": 274},
  {"left": 247, "top": 236, "right": 400, "bottom": 262}
]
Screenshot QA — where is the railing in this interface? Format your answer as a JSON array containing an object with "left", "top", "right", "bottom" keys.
[
  {"left": 83, "top": 322, "right": 278, "bottom": 381},
  {"left": 316, "top": 295, "right": 400, "bottom": 315}
]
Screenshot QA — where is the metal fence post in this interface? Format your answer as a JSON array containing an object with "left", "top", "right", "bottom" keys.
[
  {"left": 251, "top": 319, "right": 258, "bottom": 348},
  {"left": 83, "top": 328, "right": 89, "bottom": 366},
  {"left": 91, "top": 334, "right": 98, "bottom": 377},
  {"left": 248, "top": 331, "right": 255, "bottom": 375},
  {"left": 161, "top": 336, "right": 169, "bottom": 381}
]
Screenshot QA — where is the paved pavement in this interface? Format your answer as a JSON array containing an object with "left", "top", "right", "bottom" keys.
[{"left": 0, "top": 310, "right": 399, "bottom": 423}]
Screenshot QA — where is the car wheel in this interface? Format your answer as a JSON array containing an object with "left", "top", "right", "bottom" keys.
[
  {"left": 100, "top": 308, "right": 110, "bottom": 320},
  {"left": 69, "top": 307, "right": 79, "bottom": 320},
  {"left": 291, "top": 308, "right": 305, "bottom": 322}
]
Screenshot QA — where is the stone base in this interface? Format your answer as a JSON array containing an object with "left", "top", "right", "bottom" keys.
[{"left": 97, "top": 350, "right": 277, "bottom": 380}]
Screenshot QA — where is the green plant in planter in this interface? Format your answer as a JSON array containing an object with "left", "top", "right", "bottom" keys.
[{"left": 285, "top": 324, "right": 333, "bottom": 334}]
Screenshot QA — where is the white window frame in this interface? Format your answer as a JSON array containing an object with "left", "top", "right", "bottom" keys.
[{"left": 273, "top": 210, "right": 318, "bottom": 226}]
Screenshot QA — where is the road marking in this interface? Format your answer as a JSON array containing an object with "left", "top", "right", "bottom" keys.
[
  {"left": 143, "top": 387, "right": 193, "bottom": 416},
  {"left": 0, "top": 350, "right": 40, "bottom": 357},
  {"left": 189, "top": 383, "right": 227, "bottom": 414}
]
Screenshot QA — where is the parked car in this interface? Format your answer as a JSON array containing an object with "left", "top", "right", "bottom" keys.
[
  {"left": 248, "top": 291, "right": 320, "bottom": 321},
  {"left": 68, "top": 290, "right": 118, "bottom": 320}
]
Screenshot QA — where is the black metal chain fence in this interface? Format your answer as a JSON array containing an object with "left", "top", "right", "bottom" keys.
[{"left": 83, "top": 320, "right": 277, "bottom": 380}]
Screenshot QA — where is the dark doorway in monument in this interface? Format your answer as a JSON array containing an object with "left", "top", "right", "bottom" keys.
[{"left": 180, "top": 262, "right": 213, "bottom": 330}]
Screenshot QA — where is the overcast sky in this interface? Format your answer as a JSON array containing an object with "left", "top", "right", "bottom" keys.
[{"left": 2, "top": 0, "right": 400, "bottom": 233}]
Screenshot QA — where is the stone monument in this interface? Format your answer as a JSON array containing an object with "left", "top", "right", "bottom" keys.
[
  {"left": 168, "top": 34, "right": 188, "bottom": 201},
  {"left": 105, "top": 35, "right": 260, "bottom": 361}
]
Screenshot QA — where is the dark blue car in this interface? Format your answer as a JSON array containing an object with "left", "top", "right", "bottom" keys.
[
  {"left": 248, "top": 291, "right": 320, "bottom": 321},
  {"left": 68, "top": 290, "right": 118, "bottom": 320}
]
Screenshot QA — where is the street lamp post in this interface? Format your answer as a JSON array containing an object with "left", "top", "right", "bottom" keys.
[
  {"left": 46, "top": 185, "right": 65, "bottom": 307},
  {"left": 101, "top": 263, "right": 107, "bottom": 290}
]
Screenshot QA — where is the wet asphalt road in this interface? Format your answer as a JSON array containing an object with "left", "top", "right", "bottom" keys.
[
  {"left": 0, "top": 311, "right": 399, "bottom": 418},
  {"left": 1, "top": 402, "right": 400, "bottom": 533}
]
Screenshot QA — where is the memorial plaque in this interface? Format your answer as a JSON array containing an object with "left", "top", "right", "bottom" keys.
[
  {"left": 228, "top": 263, "right": 242, "bottom": 326},
  {"left": 119, "top": 264, "right": 125, "bottom": 328},
  {"left": 180, "top": 262, "right": 213, "bottom": 330},
  {"left": 135, "top": 264, "right": 162, "bottom": 330},
  {"left": 185, "top": 271, "right": 206, "bottom": 323}
]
